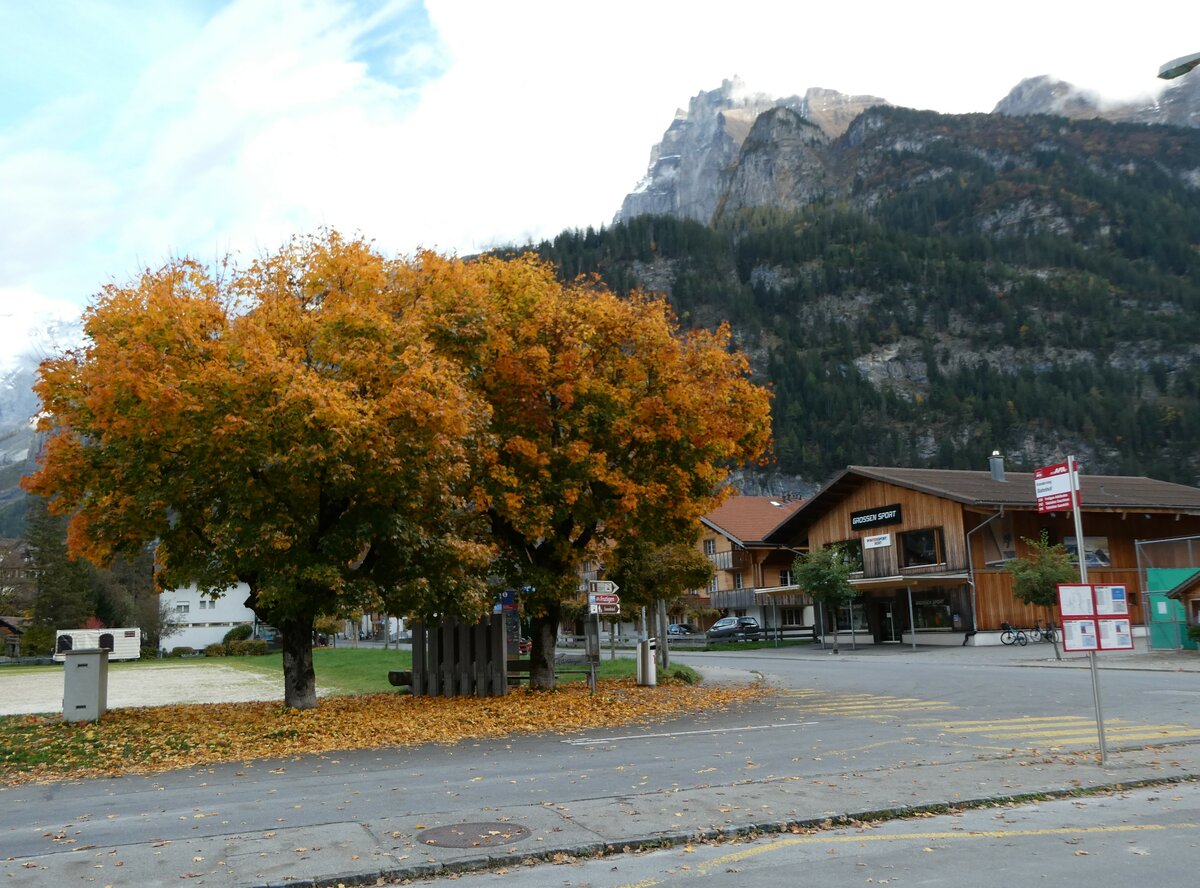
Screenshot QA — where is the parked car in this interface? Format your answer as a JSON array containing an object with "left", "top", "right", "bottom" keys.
[
  {"left": 667, "top": 623, "right": 697, "bottom": 635},
  {"left": 706, "top": 616, "right": 762, "bottom": 641}
]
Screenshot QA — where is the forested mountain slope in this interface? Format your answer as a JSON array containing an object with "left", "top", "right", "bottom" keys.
[{"left": 530, "top": 107, "right": 1200, "bottom": 486}]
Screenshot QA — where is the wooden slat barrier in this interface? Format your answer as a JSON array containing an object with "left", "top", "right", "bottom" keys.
[{"left": 398, "top": 614, "right": 507, "bottom": 697}]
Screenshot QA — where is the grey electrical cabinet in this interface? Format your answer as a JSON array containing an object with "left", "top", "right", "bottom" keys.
[{"left": 62, "top": 648, "right": 109, "bottom": 722}]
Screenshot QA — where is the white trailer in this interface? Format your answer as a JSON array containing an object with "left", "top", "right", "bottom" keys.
[{"left": 53, "top": 628, "right": 142, "bottom": 662}]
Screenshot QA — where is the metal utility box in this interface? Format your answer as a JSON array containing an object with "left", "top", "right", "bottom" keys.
[{"left": 62, "top": 648, "right": 109, "bottom": 722}]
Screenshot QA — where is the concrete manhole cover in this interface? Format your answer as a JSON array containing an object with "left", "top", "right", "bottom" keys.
[{"left": 420, "top": 822, "right": 531, "bottom": 848}]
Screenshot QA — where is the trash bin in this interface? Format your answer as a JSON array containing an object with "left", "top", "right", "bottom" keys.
[{"left": 63, "top": 648, "right": 109, "bottom": 722}]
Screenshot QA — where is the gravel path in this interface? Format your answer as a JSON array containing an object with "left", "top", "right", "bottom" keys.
[{"left": 0, "top": 662, "right": 288, "bottom": 716}]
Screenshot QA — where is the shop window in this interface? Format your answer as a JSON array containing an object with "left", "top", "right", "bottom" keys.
[
  {"left": 835, "top": 602, "right": 868, "bottom": 631},
  {"left": 899, "top": 528, "right": 944, "bottom": 568},
  {"left": 981, "top": 515, "right": 1017, "bottom": 567},
  {"left": 912, "top": 598, "right": 953, "bottom": 630}
]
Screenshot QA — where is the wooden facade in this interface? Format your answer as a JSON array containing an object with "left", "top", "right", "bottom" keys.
[{"left": 766, "top": 465, "right": 1200, "bottom": 645}]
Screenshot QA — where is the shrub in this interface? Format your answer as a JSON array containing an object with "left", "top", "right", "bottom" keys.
[
  {"left": 140, "top": 646, "right": 160, "bottom": 660},
  {"left": 169, "top": 646, "right": 195, "bottom": 658},
  {"left": 1188, "top": 624, "right": 1200, "bottom": 643},
  {"left": 19, "top": 624, "right": 54, "bottom": 657},
  {"left": 229, "top": 638, "right": 268, "bottom": 656},
  {"left": 223, "top": 624, "right": 253, "bottom": 643},
  {"left": 204, "top": 643, "right": 227, "bottom": 657}
]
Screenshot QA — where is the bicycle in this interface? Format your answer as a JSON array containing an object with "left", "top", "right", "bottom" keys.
[
  {"left": 1000, "top": 622, "right": 1028, "bottom": 646},
  {"left": 1036, "top": 622, "right": 1058, "bottom": 644}
]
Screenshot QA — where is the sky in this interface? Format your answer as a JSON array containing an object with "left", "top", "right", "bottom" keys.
[{"left": 1, "top": 0, "right": 1193, "bottom": 369}]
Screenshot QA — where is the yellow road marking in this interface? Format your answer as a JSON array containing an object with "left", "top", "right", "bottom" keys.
[
  {"left": 911, "top": 716, "right": 1102, "bottom": 728},
  {"left": 693, "top": 822, "right": 1200, "bottom": 876}
]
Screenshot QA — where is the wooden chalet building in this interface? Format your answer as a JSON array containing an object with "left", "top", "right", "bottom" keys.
[
  {"left": 763, "top": 457, "right": 1200, "bottom": 646},
  {"left": 698, "top": 495, "right": 811, "bottom": 630}
]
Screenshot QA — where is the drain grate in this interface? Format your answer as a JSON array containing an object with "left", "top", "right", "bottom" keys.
[{"left": 419, "top": 821, "right": 531, "bottom": 848}]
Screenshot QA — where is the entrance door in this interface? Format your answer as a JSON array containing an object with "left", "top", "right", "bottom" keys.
[{"left": 874, "top": 601, "right": 901, "bottom": 643}]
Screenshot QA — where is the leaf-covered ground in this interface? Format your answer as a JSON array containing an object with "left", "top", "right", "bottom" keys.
[{"left": 0, "top": 679, "right": 765, "bottom": 785}]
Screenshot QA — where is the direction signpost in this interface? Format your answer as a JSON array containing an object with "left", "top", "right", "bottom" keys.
[{"left": 585, "top": 581, "right": 620, "bottom": 692}]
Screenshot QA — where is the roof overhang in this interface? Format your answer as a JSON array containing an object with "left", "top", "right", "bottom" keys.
[{"left": 849, "top": 572, "right": 970, "bottom": 592}]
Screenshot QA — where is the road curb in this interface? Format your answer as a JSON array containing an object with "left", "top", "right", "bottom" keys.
[{"left": 272, "top": 771, "right": 1200, "bottom": 888}]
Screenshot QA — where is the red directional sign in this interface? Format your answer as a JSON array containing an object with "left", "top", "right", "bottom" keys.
[
  {"left": 1034, "top": 461, "right": 1079, "bottom": 514},
  {"left": 595, "top": 603, "right": 621, "bottom": 615},
  {"left": 589, "top": 594, "right": 619, "bottom": 605}
]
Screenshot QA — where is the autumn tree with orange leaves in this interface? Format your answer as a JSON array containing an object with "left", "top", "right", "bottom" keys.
[
  {"left": 410, "top": 253, "right": 773, "bottom": 689},
  {"left": 25, "top": 233, "right": 772, "bottom": 702},
  {"left": 23, "top": 234, "right": 493, "bottom": 708}
]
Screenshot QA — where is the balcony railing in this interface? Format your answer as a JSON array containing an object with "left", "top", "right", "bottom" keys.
[{"left": 708, "top": 548, "right": 750, "bottom": 571}]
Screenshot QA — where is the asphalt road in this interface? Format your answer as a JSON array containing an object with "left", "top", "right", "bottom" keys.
[
  {"left": 3, "top": 644, "right": 1198, "bottom": 885},
  {"left": 426, "top": 781, "right": 1200, "bottom": 888}
]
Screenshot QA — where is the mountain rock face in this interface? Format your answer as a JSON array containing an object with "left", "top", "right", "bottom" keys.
[
  {"left": 542, "top": 103, "right": 1200, "bottom": 486},
  {"left": 614, "top": 79, "right": 887, "bottom": 226},
  {"left": 994, "top": 74, "right": 1200, "bottom": 129}
]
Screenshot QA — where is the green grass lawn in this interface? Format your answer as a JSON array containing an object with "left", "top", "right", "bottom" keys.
[{"left": 1, "top": 647, "right": 701, "bottom": 695}]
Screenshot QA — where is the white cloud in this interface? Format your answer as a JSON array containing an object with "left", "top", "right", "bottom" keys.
[{"left": 0, "top": 0, "right": 1192, "bottom": 332}]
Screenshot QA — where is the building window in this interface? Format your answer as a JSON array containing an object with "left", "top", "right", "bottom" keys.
[
  {"left": 704, "top": 539, "right": 716, "bottom": 556},
  {"left": 899, "top": 528, "right": 944, "bottom": 568},
  {"left": 912, "top": 597, "right": 953, "bottom": 630},
  {"left": 708, "top": 575, "right": 719, "bottom": 593},
  {"left": 733, "top": 572, "right": 743, "bottom": 589},
  {"left": 780, "top": 606, "right": 807, "bottom": 626},
  {"left": 175, "top": 603, "right": 190, "bottom": 614},
  {"left": 833, "top": 539, "right": 863, "bottom": 571},
  {"left": 779, "top": 569, "right": 794, "bottom": 587},
  {"left": 981, "top": 515, "right": 1017, "bottom": 567},
  {"left": 835, "top": 602, "right": 868, "bottom": 631}
]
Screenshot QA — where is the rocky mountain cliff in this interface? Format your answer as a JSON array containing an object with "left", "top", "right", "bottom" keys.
[
  {"left": 614, "top": 78, "right": 887, "bottom": 226},
  {"left": 540, "top": 101, "right": 1200, "bottom": 486},
  {"left": 994, "top": 74, "right": 1200, "bottom": 129}
]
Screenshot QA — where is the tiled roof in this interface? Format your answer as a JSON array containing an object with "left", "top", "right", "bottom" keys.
[
  {"left": 702, "top": 495, "right": 805, "bottom": 546},
  {"left": 765, "top": 465, "right": 1200, "bottom": 544},
  {"left": 845, "top": 466, "right": 1200, "bottom": 510}
]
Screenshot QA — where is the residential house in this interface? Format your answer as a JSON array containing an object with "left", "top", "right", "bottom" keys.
[
  {"left": 160, "top": 584, "right": 257, "bottom": 651},
  {"left": 0, "top": 616, "right": 22, "bottom": 657},
  {"left": 763, "top": 457, "right": 1200, "bottom": 646},
  {"left": 699, "top": 495, "right": 811, "bottom": 632}
]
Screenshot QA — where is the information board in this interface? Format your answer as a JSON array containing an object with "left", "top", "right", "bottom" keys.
[{"left": 1056, "top": 583, "right": 1134, "bottom": 651}]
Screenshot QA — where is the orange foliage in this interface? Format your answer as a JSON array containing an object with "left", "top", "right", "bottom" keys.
[{"left": 1, "top": 681, "right": 767, "bottom": 785}]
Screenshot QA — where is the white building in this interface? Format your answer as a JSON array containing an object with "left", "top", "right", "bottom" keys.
[{"left": 161, "top": 583, "right": 256, "bottom": 651}]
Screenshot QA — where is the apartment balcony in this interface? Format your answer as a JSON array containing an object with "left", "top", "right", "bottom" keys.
[{"left": 707, "top": 548, "right": 750, "bottom": 571}]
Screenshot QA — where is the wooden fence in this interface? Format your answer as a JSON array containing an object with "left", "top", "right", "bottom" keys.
[{"left": 406, "top": 614, "right": 508, "bottom": 697}]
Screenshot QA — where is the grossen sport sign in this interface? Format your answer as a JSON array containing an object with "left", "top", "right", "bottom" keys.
[{"left": 849, "top": 504, "right": 903, "bottom": 532}]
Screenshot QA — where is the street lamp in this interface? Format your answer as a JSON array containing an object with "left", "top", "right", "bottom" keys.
[{"left": 1159, "top": 51, "right": 1200, "bottom": 79}]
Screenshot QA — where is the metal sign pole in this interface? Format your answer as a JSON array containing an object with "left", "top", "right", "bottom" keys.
[{"left": 1068, "top": 455, "right": 1107, "bottom": 764}]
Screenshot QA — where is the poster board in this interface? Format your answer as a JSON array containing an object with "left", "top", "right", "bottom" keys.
[{"left": 1056, "top": 583, "right": 1134, "bottom": 651}]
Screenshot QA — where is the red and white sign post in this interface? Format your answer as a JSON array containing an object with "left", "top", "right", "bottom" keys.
[{"left": 1036, "top": 456, "right": 1112, "bottom": 763}]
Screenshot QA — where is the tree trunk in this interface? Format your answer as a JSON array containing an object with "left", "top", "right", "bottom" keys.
[
  {"left": 657, "top": 598, "right": 670, "bottom": 670},
  {"left": 529, "top": 600, "right": 561, "bottom": 690},
  {"left": 279, "top": 617, "right": 318, "bottom": 709},
  {"left": 829, "top": 603, "right": 839, "bottom": 654}
]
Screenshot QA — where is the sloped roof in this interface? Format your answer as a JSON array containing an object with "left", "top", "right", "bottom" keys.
[
  {"left": 1166, "top": 570, "right": 1200, "bottom": 600},
  {"left": 765, "top": 465, "right": 1200, "bottom": 544},
  {"left": 702, "top": 495, "right": 804, "bottom": 546}
]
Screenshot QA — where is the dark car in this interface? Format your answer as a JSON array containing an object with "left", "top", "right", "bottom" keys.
[
  {"left": 667, "top": 623, "right": 697, "bottom": 635},
  {"left": 706, "top": 616, "right": 762, "bottom": 641}
]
